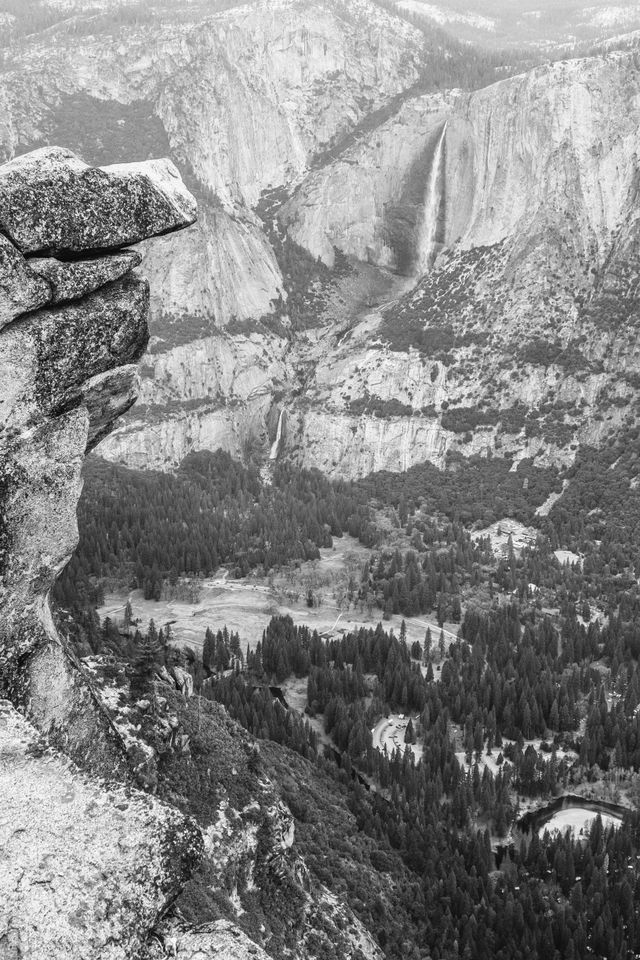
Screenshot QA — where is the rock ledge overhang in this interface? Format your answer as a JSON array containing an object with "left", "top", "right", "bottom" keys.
[
  {"left": 0, "top": 145, "right": 196, "bottom": 752},
  {"left": 0, "top": 147, "right": 202, "bottom": 960}
]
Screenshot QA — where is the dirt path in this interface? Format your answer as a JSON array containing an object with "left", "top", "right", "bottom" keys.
[{"left": 372, "top": 715, "right": 422, "bottom": 762}]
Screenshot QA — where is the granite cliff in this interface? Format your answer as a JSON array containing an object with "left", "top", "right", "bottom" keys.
[
  {"left": 0, "top": 0, "right": 428, "bottom": 473},
  {"left": 281, "top": 49, "right": 640, "bottom": 476},
  {"left": 0, "top": 145, "right": 205, "bottom": 958},
  {"left": 0, "top": 145, "right": 197, "bottom": 760},
  {"left": 3, "top": 2, "right": 640, "bottom": 481}
]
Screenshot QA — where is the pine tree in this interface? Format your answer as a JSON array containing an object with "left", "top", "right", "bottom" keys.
[
  {"left": 404, "top": 718, "right": 417, "bottom": 745},
  {"left": 123, "top": 599, "right": 133, "bottom": 629},
  {"left": 203, "top": 627, "right": 215, "bottom": 671},
  {"left": 133, "top": 628, "right": 162, "bottom": 695}
]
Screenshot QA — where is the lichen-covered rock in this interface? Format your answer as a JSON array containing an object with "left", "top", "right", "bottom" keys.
[
  {"left": 28, "top": 249, "right": 142, "bottom": 304},
  {"left": 0, "top": 236, "right": 141, "bottom": 330},
  {"left": 33, "top": 272, "right": 150, "bottom": 416},
  {"left": 0, "top": 145, "right": 195, "bottom": 759},
  {"left": 80, "top": 365, "right": 141, "bottom": 451},
  {"left": 0, "top": 700, "right": 203, "bottom": 960},
  {"left": 0, "top": 233, "right": 51, "bottom": 327},
  {"left": 0, "top": 145, "right": 199, "bottom": 960},
  {"left": 0, "top": 146, "right": 197, "bottom": 253},
  {"left": 169, "top": 920, "right": 274, "bottom": 960},
  {"left": 0, "top": 274, "right": 149, "bottom": 450}
]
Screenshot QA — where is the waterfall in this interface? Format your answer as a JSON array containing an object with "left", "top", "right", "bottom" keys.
[
  {"left": 415, "top": 122, "right": 447, "bottom": 276},
  {"left": 269, "top": 408, "right": 285, "bottom": 460}
]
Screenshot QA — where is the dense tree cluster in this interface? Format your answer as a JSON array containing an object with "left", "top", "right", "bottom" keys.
[
  {"left": 543, "top": 425, "right": 640, "bottom": 586},
  {"left": 205, "top": 673, "right": 319, "bottom": 761},
  {"left": 55, "top": 452, "right": 375, "bottom": 613},
  {"left": 354, "top": 451, "right": 560, "bottom": 528},
  {"left": 366, "top": 544, "right": 472, "bottom": 620},
  {"left": 203, "top": 625, "right": 242, "bottom": 673},
  {"left": 52, "top": 428, "right": 640, "bottom": 960},
  {"left": 201, "top": 614, "right": 640, "bottom": 960}
]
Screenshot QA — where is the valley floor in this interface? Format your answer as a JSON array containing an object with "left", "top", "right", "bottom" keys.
[{"left": 99, "top": 535, "right": 459, "bottom": 653}]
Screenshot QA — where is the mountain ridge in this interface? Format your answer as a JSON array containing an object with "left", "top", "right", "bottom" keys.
[{"left": 3, "top": 0, "right": 640, "bottom": 482}]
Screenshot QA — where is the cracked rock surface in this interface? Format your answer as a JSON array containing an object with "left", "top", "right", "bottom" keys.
[
  {"left": 0, "top": 700, "right": 202, "bottom": 960},
  {"left": 0, "top": 147, "right": 197, "bottom": 253},
  {"left": 0, "top": 147, "right": 199, "bottom": 959},
  {"left": 0, "top": 233, "right": 51, "bottom": 328},
  {"left": 29, "top": 249, "right": 142, "bottom": 304},
  {"left": 0, "top": 147, "right": 195, "bottom": 736}
]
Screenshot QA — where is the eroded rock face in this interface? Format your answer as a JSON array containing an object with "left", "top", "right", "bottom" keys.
[
  {"left": 0, "top": 146, "right": 199, "bottom": 959},
  {"left": 0, "top": 699, "right": 202, "bottom": 960},
  {"left": 169, "top": 920, "right": 274, "bottom": 960},
  {"left": 0, "top": 146, "right": 195, "bottom": 763},
  {"left": 0, "top": 233, "right": 51, "bottom": 327},
  {"left": 29, "top": 249, "right": 142, "bottom": 304},
  {"left": 0, "top": 147, "right": 197, "bottom": 253}
]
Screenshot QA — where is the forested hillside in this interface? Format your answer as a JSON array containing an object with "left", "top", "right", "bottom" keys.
[{"left": 49, "top": 407, "right": 640, "bottom": 960}]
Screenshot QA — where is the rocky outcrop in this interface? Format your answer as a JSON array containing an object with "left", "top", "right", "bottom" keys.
[
  {"left": 0, "top": 146, "right": 204, "bottom": 959},
  {"left": 0, "top": 147, "right": 196, "bottom": 252},
  {"left": 0, "top": 234, "right": 51, "bottom": 326},
  {"left": 0, "top": 699, "right": 202, "bottom": 960},
  {"left": 0, "top": 147, "right": 197, "bottom": 770},
  {"left": 160, "top": 920, "right": 274, "bottom": 960},
  {"left": 29, "top": 249, "right": 142, "bottom": 304}
]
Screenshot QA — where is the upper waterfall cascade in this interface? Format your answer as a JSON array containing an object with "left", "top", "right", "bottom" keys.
[
  {"left": 269, "top": 408, "right": 286, "bottom": 460},
  {"left": 415, "top": 122, "right": 447, "bottom": 276}
]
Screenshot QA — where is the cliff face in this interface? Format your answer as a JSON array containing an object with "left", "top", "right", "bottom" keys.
[
  {"left": 0, "top": 146, "right": 206, "bottom": 958},
  {"left": 0, "top": 0, "right": 429, "bottom": 472},
  {"left": 5, "top": 5, "right": 640, "bottom": 479},
  {"left": 0, "top": 145, "right": 196, "bottom": 747},
  {"left": 271, "top": 48, "right": 640, "bottom": 477},
  {"left": 285, "top": 51, "right": 639, "bottom": 272},
  {"left": 280, "top": 93, "right": 453, "bottom": 270},
  {"left": 98, "top": 329, "right": 291, "bottom": 467},
  {"left": 139, "top": 203, "right": 285, "bottom": 327},
  {"left": 443, "top": 53, "right": 639, "bottom": 261},
  {"left": 105, "top": 43, "right": 640, "bottom": 476}
]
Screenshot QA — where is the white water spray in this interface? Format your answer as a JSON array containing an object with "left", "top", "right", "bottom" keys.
[
  {"left": 269, "top": 408, "right": 285, "bottom": 460},
  {"left": 415, "top": 122, "right": 447, "bottom": 275}
]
